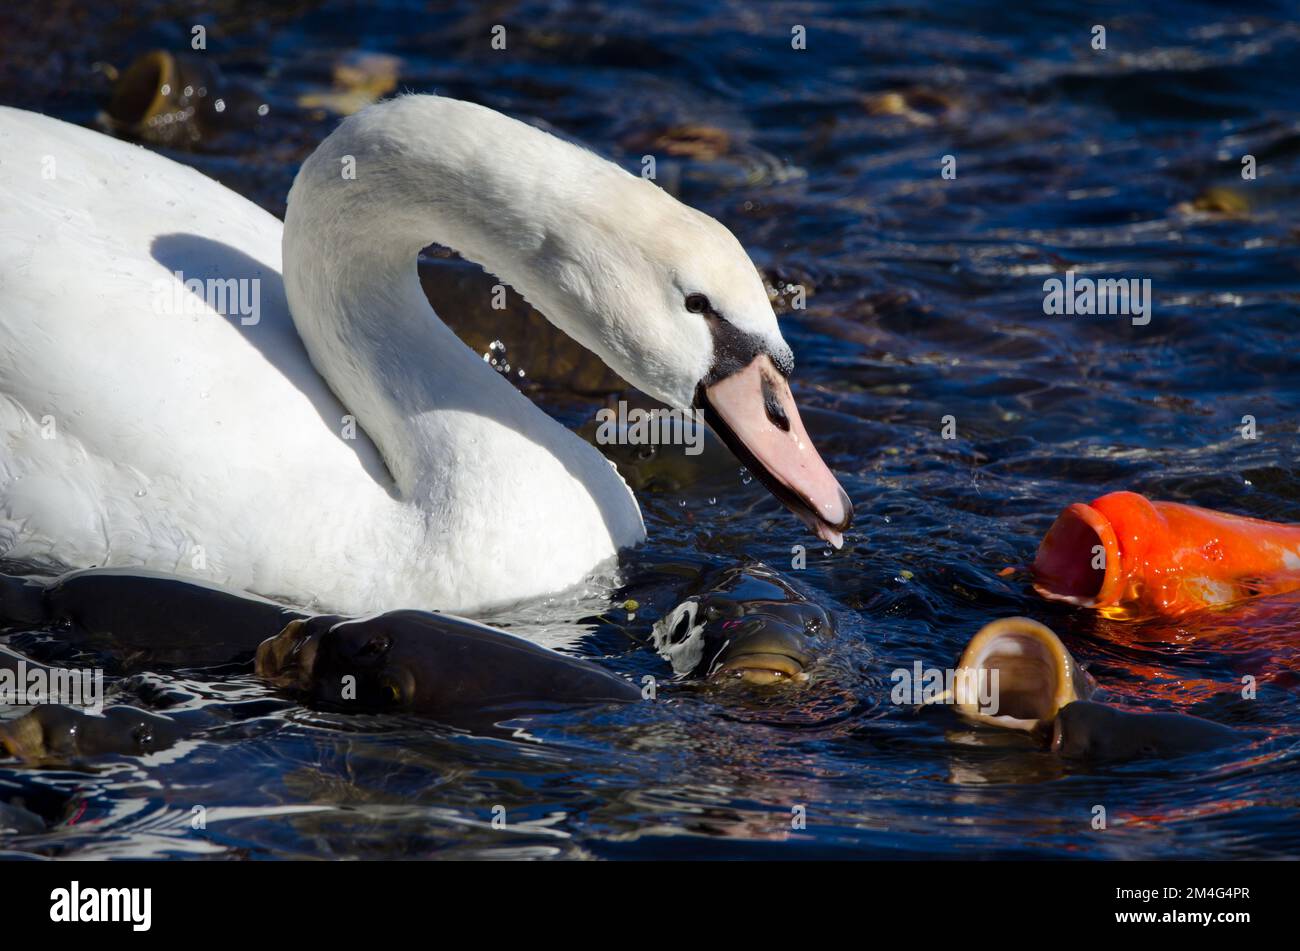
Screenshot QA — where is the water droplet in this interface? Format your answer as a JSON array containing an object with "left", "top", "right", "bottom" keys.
[
  {"left": 257, "top": 103, "right": 270, "bottom": 117},
  {"left": 214, "top": 99, "right": 226, "bottom": 113}
]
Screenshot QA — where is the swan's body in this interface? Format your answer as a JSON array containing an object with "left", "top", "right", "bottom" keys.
[{"left": 0, "top": 97, "right": 849, "bottom": 615}]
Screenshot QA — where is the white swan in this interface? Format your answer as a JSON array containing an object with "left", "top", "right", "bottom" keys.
[{"left": 0, "top": 96, "right": 851, "bottom": 615}]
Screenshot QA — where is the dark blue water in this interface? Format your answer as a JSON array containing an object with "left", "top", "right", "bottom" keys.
[{"left": 2, "top": 0, "right": 1299, "bottom": 858}]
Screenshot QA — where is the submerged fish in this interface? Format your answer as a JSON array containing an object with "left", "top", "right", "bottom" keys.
[
  {"left": 1047, "top": 700, "right": 1242, "bottom": 761},
  {"left": 255, "top": 610, "right": 641, "bottom": 715},
  {"left": 1033, "top": 491, "right": 1300, "bottom": 617},
  {"left": 1, "top": 569, "right": 639, "bottom": 735},
  {"left": 945, "top": 616, "right": 1245, "bottom": 761},
  {"left": 1, "top": 566, "right": 303, "bottom": 668},
  {"left": 0, "top": 704, "right": 183, "bottom": 766},
  {"left": 651, "top": 563, "right": 832, "bottom": 685}
]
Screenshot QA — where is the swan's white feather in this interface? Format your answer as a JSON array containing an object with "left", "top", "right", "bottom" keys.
[{"left": 0, "top": 104, "right": 647, "bottom": 614}]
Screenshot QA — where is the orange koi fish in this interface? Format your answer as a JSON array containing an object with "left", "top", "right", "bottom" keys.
[{"left": 1033, "top": 491, "right": 1300, "bottom": 617}]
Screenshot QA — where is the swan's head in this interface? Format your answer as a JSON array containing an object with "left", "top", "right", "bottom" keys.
[
  {"left": 296, "top": 96, "right": 853, "bottom": 545},
  {"left": 541, "top": 174, "right": 854, "bottom": 545}
]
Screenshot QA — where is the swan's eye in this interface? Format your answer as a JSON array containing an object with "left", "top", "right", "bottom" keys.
[{"left": 684, "top": 293, "right": 711, "bottom": 314}]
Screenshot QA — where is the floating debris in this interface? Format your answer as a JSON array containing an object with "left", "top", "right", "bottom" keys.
[
  {"left": 1174, "top": 185, "right": 1250, "bottom": 218},
  {"left": 861, "top": 87, "right": 958, "bottom": 126},
  {"left": 299, "top": 51, "right": 402, "bottom": 116}
]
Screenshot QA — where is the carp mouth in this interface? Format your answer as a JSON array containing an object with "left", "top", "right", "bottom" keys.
[
  {"left": 952, "top": 617, "right": 1093, "bottom": 731},
  {"left": 255, "top": 618, "right": 321, "bottom": 688},
  {"left": 1033, "top": 502, "right": 1122, "bottom": 607},
  {"left": 0, "top": 713, "right": 50, "bottom": 763},
  {"left": 712, "top": 650, "right": 808, "bottom": 686},
  {"left": 709, "top": 621, "right": 816, "bottom": 686}
]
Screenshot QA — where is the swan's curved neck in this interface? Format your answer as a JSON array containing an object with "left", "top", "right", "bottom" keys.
[{"left": 281, "top": 98, "right": 612, "bottom": 497}]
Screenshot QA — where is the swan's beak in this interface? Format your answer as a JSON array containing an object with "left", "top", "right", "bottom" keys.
[{"left": 699, "top": 354, "right": 853, "bottom": 547}]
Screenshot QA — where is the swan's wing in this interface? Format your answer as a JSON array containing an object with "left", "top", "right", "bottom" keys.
[{"left": 0, "top": 107, "right": 391, "bottom": 582}]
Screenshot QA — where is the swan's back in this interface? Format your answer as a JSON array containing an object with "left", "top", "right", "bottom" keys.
[{"left": 0, "top": 108, "right": 392, "bottom": 601}]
